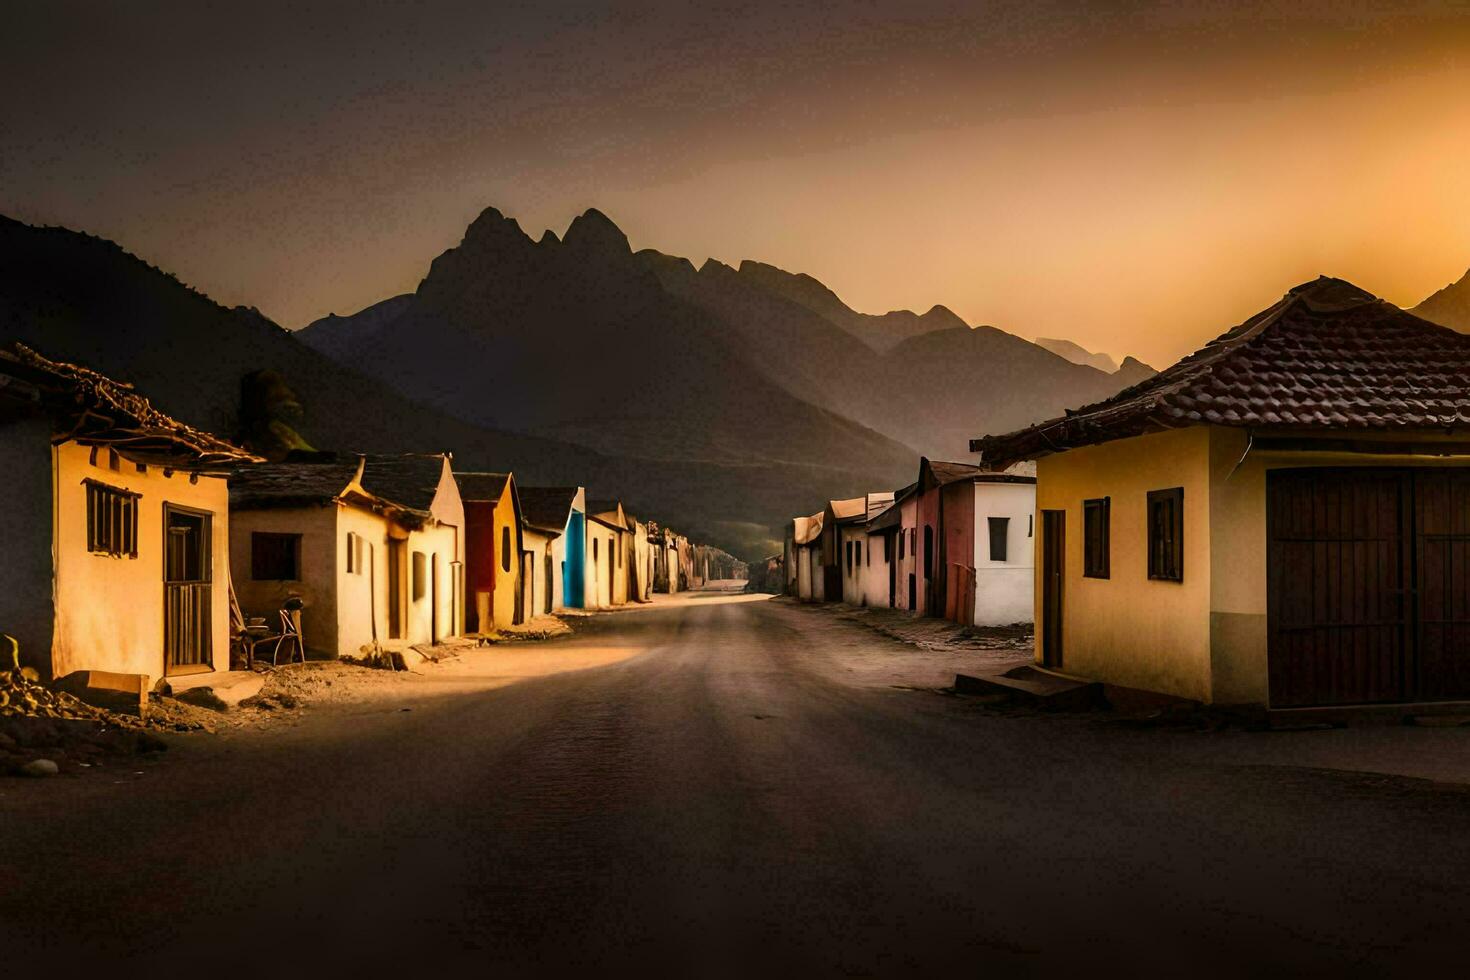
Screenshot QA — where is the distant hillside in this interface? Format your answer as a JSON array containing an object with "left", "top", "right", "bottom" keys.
[
  {"left": 0, "top": 215, "right": 903, "bottom": 558},
  {"left": 641, "top": 246, "right": 1152, "bottom": 458},
  {"left": 1413, "top": 268, "right": 1470, "bottom": 332},
  {"left": 736, "top": 259, "right": 964, "bottom": 351},
  {"left": 1034, "top": 337, "right": 1118, "bottom": 373},
  {"left": 299, "top": 207, "right": 916, "bottom": 480}
]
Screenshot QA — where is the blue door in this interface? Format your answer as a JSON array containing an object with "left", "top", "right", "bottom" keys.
[{"left": 563, "top": 510, "right": 586, "bottom": 608}]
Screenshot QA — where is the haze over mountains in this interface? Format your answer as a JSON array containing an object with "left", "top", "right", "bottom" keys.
[{"left": 302, "top": 206, "right": 1157, "bottom": 462}]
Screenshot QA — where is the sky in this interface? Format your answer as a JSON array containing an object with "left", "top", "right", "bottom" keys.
[{"left": 3, "top": 1, "right": 1469, "bottom": 367}]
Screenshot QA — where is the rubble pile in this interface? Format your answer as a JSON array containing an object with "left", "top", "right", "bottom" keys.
[
  {"left": 0, "top": 648, "right": 114, "bottom": 725},
  {"left": 0, "top": 637, "right": 208, "bottom": 777}
]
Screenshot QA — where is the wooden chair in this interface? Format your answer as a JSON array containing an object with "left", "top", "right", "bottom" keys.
[{"left": 271, "top": 603, "right": 305, "bottom": 666}]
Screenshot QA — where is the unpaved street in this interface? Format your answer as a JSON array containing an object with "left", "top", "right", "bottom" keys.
[{"left": 3, "top": 592, "right": 1469, "bottom": 977}]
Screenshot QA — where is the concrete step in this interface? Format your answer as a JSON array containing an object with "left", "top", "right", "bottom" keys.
[
  {"left": 161, "top": 670, "right": 264, "bottom": 709},
  {"left": 954, "top": 666, "right": 1105, "bottom": 711}
]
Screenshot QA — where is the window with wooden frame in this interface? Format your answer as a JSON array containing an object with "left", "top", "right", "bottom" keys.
[
  {"left": 85, "top": 480, "right": 139, "bottom": 558},
  {"left": 988, "top": 516, "right": 1009, "bottom": 561},
  {"left": 1147, "top": 487, "right": 1184, "bottom": 582},
  {"left": 1083, "top": 497, "right": 1110, "bottom": 579},
  {"left": 898, "top": 532, "right": 905, "bottom": 560},
  {"left": 251, "top": 532, "right": 300, "bottom": 580}
]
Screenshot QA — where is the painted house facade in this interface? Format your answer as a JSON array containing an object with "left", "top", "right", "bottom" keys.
[
  {"left": 520, "top": 486, "right": 587, "bottom": 610},
  {"left": 587, "top": 499, "right": 631, "bottom": 607},
  {"left": 911, "top": 458, "right": 1036, "bottom": 627},
  {"left": 974, "top": 277, "right": 1470, "bottom": 708},
  {"left": 0, "top": 344, "right": 255, "bottom": 684},
  {"left": 864, "top": 485, "right": 914, "bottom": 609},
  {"left": 230, "top": 453, "right": 464, "bottom": 658},
  {"left": 837, "top": 491, "right": 894, "bottom": 605},
  {"left": 793, "top": 512, "right": 824, "bottom": 601},
  {"left": 520, "top": 523, "right": 559, "bottom": 617},
  {"left": 455, "top": 471, "right": 526, "bottom": 633}
]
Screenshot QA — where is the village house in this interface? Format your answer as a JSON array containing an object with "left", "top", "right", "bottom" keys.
[
  {"left": 229, "top": 453, "right": 464, "bottom": 658},
  {"left": 519, "top": 521, "right": 558, "bottom": 618},
  {"left": 629, "top": 516, "right": 654, "bottom": 602},
  {"left": 519, "top": 486, "right": 587, "bottom": 610},
  {"left": 793, "top": 512, "right": 825, "bottom": 601},
  {"left": 912, "top": 458, "right": 1036, "bottom": 627},
  {"left": 455, "top": 471, "right": 527, "bottom": 634},
  {"left": 586, "top": 498, "right": 631, "bottom": 607},
  {"left": 838, "top": 491, "right": 895, "bottom": 604},
  {"left": 973, "top": 277, "right": 1470, "bottom": 709},
  {"left": 864, "top": 484, "right": 915, "bottom": 608},
  {"left": 0, "top": 344, "right": 257, "bottom": 686},
  {"left": 820, "top": 496, "right": 866, "bottom": 600}
]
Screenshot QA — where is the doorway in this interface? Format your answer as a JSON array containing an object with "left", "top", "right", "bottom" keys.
[
  {"left": 1041, "top": 510, "right": 1065, "bottom": 669},
  {"left": 1267, "top": 467, "right": 1470, "bottom": 707},
  {"left": 163, "top": 504, "right": 212, "bottom": 675}
]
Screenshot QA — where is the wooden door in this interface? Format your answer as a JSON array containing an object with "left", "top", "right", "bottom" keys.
[
  {"left": 1413, "top": 470, "right": 1470, "bottom": 701},
  {"left": 1041, "top": 510, "right": 1065, "bottom": 669},
  {"left": 164, "top": 505, "right": 212, "bottom": 674},
  {"left": 386, "top": 539, "right": 405, "bottom": 639},
  {"left": 1267, "top": 469, "right": 1409, "bottom": 707}
]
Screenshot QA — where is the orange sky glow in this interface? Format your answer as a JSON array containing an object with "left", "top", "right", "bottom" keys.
[{"left": 4, "top": 2, "right": 1468, "bottom": 368}]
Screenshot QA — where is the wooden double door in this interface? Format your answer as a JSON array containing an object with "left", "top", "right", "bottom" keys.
[{"left": 1267, "top": 468, "right": 1470, "bottom": 707}]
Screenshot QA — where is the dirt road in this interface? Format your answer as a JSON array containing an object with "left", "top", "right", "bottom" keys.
[{"left": 2, "top": 593, "right": 1468, "bottom": 976}]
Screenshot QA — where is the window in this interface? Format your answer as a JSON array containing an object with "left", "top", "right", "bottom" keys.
[
  {"left": 412, "top": 550, "right": 427, "bottom": 600},
  {"left": 618, "top": 542, "right": 622, "bottom": 568},
  {"left": 593, "top": 539, "right": 599, "bottom": 562},
  {"left": 346, "top": 531, "right": 366, "bottom": 574},
  {"left": 865, "top": 540, "right": 870, "bottom": 566},
  {"left": 501, "top": 527, "right": 512, "bottom": 573},
  {"left": 85, "top": 480, "right": 139, "bottom": 557},
  {"left": 988, "top": 516, "right": 1009, "bottom": 562},
  {"left": 898, "top": 531, "right": 905, "bottom": 560},
  {"left": 1083, "top": 498, "right": 1110, "bottom": 579},
  {"left": 1147, "top": 488, "right": 1184, "bottom": 582},
  {"left": 1028, "top": 514, "right": 1033, "bottom": 538},
  {"left": 923, "top": 526, "right": 934, "bottom": 576},
  {"left": 845, "top": 540, "right": 852, "bottom": 574},
  {"left": 251, "top": 532, "right": 300, "bottom": 580}
]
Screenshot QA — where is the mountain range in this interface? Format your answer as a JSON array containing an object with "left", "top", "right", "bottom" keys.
[
  {"left": 301, "top": 207, "right": 1157, "bottom": 462},
  {"left": 2, "top": 206, "right": 1164, "bottom": 559}
]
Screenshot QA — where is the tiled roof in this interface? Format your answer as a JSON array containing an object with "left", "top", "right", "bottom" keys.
[
  {"left": 454, "top": 471, "right": 512, "bottom": 502},
  {"left": 520, "top": 486, "right": 579, "bottom": 533},
  {"left": 357, "top": 454, "right": 447, "bottom": 519},
  {"left": 918, "top": 457, "right": 1036, "bottom": 492},
  {"left": 229, "top": 459, "right": 360, "bottom": 510},
  {"left": 232, "top": 453, "right": 449, "bottom": 527},
  {"left": 971, "top": 277, "right": 1470, "bottom": 465},
  {"left": 0, "top": 342, "right": 258, "bottom": 465}
]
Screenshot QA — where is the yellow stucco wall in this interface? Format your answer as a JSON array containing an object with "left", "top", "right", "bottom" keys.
[
  {"left": 229, "top": 505, "right": 341, "bottom": 657},
  {"left": 52, "top": 441, "right": 231, "bottom": 682},
  {"left": 1035, "top": 426, "right": 1214, "bottom": 701}
]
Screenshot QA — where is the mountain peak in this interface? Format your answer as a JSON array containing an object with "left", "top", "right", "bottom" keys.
[
  {"left": 1413, "top": 266, "right": 1470, "bottom": 333},
  {"left": 563, "top": 208, "right": 630, "bottom": 256},
  {"left": 462, "top": 206, "right": 527, "bottom": 249}
]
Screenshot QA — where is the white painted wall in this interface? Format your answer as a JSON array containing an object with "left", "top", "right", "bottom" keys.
[
  {"left": 862, "top": 530, "right": 894, "bottom": 608},
  {"left": 973, "top": 482, "right": 1037, "bottom": 626}
]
